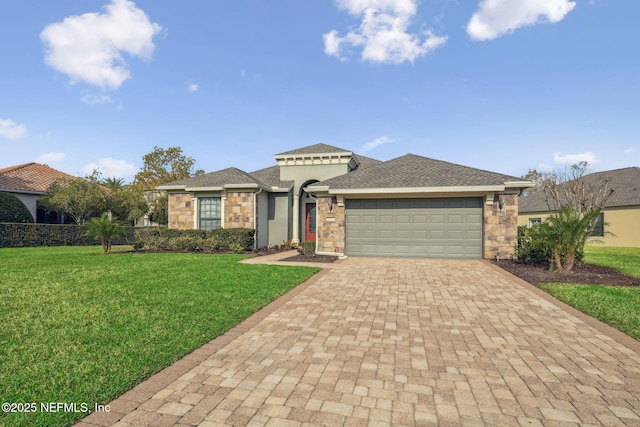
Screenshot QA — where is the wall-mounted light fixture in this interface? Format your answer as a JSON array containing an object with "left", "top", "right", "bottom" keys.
[{"left": 328, "top": 196, "right": 337, "bottom": 212}]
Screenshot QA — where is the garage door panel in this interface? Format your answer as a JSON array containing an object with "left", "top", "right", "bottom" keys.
[
  {"left": 379, "top": 229, "right": 394, "bottom": 239},
  {"left": 396, "top": 229, "right": 411, "bottom": 239},
  {"left": 447, "top": 230, "right": 463, "bottom": 239},
  {"left": 362, "top": 229, "right": 378, "bottom": 239},
  {"left": 466, "top": 230, "right": 482, "bottom": 239},
  {"left": 346, "top": 198, "right": 483, "bottom": 258},
  {"left": 412, "top": 214, "right": 428, "bottom": 223},
  {"left": 447, "top": 214, "right": 464, "bottom": 223},
  {"left": 430, "top": 214, "right": 446, "bottom": 223},
  {"left": 379, "top": 215, "right": 394, "bottom": 223},
  {"left": 396, "top": 214, "right": 411, "bottom": 223},
  {"left": 413, "top": 230, "right": 428, "bottom": 239},
  {"left": 428, "top": 228, "right": 446, "bottom": 239}
]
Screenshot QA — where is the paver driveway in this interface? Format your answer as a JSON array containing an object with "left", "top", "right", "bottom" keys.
[{"left": 79, "top": 258, "right": 640, "bottom": 426}]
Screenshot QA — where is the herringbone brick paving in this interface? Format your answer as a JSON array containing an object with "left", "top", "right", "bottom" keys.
[{"left": 78, "top": 257, "right": 640, "bottom": 426}]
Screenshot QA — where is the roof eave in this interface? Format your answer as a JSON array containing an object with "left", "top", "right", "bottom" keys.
[
  {"left": 504, "top": 181, "right": 535, "bottom": 189},
  {"left": 326, "top": 185, "right": 508, "bottom": 195},
  {"left": 274, "top": 151, "right": 352, "bottom": 160},
  {"left": 156, "top": 184, "right": 187, "bottom": 191},
  {"left": 0, "top": 188, "right": 45, "bottom": 195}
]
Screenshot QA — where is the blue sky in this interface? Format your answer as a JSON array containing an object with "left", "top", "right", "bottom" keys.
[{"left": 1, "top": 0, "right": 638, "bottom": 182}]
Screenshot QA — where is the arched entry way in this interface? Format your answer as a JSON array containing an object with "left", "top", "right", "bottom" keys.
[{"left": 293, "top": 179, "right": 318, "bottom": 244}]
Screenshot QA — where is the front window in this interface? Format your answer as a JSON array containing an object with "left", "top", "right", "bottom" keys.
[
  {"left": 529, "top": 218, "right": 541, "bottom": 227},
  {"left": 199, "top": 197, "right": 221, "bottom": 230},
  {"left": 590, "top": 213, "right": 604, "bottom": 237}
]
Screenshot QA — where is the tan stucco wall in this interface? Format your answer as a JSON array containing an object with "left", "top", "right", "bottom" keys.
[
  {"left": 483, "top": 194, "right": 518, "bottom": 259},
  {"left": 168, "top": 193, "right": 194, "bottom": 230},
  {"left": 316, "top": 196, "right": 345, "bottom": 255},
  {"left": 519, "top": 205, "right": 640, "bottom": 247},
  {"left": 224, "top": 192, "right": 255, "bottom": 229}
]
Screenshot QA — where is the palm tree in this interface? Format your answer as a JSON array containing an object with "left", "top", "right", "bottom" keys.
[
  {"left": 84, "top": 213, "right": 127, "bottom": 253},
  {"left": 102, "top": 177, "right": 126, "bottom": 192},
  {"left": 541, "top": 206, "right": 602, "bottom": 272}
]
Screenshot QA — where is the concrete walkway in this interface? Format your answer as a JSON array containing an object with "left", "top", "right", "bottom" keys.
[{"left": 78, "top": 258, "right": 640, "bottom": 426}]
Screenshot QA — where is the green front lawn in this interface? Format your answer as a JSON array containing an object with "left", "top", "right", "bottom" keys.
[
  {"left": 540, "top": 245, "right": 640, "bottom": 341},
  {"left": 583, "top": 245, "right": 640, "bottom": 278},
  {"left": 0, "top": 246, "right": 318, "bottom": 427}
]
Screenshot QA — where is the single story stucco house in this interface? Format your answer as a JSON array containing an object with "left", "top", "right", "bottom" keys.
[
  {"left": 158, "top": 144, "right": 533, "bottom": 259},
  {"left": 0, "top": 162, "right": 76, "bottom": 223},
  {"left": 519, "top": 167, "right": 640, "bottom": 247}
]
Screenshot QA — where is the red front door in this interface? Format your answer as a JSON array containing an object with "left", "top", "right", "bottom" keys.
[{"left": 305, "top": 203, "right": 316, "bottom": 242}]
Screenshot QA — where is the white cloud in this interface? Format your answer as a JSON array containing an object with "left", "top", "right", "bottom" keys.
[
  {"left": 538, "top": 163, "right": 554, "bottom": 172},
  {"left": 553, "top": 151, "right": 599, "bottom": 165},
  {"left": 324, "top": 0, "right": 447, "bottom": 64},
  {"left": 187, "top": 82, "right": 199, "bottom": 93},
  {"left": 36, "top": 152, "right": 66, "bottom": 163},
  {"left": 467, "top": 0, "right": 576, "bottom": 41},
  {"left": 0, "top": 118, "right": 27, "bottom": 140},
  {"left": 624, "top": 146, "right": 636, "bottom": 154},
  {"left": 81, "top": 91, "right": 114, "bottom": 105},
  {"left": 40, "top": 0, "right": 162, "bottom": 90},
  {"left": 359, "top": 136, "right": 394, "bottom": 153},
  {"left": 83, "top": 158, "right": 136, "bottom": 178}
]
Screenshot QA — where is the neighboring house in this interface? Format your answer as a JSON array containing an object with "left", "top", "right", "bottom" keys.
[
  {"left": 158, "top": 143, "right": 533, "bottom": 259},
  {"left": 518, "top": 167, "right": 640, "bottom": 247},
  {"left": 0, "top": 162, "right": 76, "bottom": 223}
]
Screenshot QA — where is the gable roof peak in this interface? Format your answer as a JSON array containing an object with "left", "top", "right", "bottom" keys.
[{"left": 275, "top": 143, "right": 352, "bottom": 156}]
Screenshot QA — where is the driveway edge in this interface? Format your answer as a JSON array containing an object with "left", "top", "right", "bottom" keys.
[
  {"left": 76, "top": 266, "right": 329, "bottom": 427},
  {"left": 484, "top": 260, "right": 640, "bottom": 356}
]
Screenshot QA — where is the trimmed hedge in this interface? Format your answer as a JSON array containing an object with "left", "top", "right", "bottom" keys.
[
  {"left": 0, "top": 192, "right": 34, "bottom": 223},
  {"left": 0, "top": 223, "right": 134, "bottom": 248},
  {"left": 133, "top": 227, "right": 255, "bottom": 253}
]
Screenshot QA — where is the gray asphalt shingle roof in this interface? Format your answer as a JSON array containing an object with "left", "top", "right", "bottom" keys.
[
  {"left": 310, "top": 154, "right": 522, "bottom": 189},
  {"left": 160, "top": 167, "right": 268, "bottom": 189},
  {"left": 519, "top": 167, "right": 640, "bottom": 212},
  {"left": 249, "top": 165, "right": 293, "bottom": 189},
  {"left": 353, "top": 154, "right": 382, "bottom": 170}
]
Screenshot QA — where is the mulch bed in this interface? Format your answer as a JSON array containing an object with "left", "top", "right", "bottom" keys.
[
  {"left": 280, "top": 254, "right": 338, "bottom": 263},
  {"left": 493, "top": 260, "right": 640, "bottom": 287}
]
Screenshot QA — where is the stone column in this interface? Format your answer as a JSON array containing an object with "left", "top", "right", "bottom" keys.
[{"left": 292, "top": 194, "right": 300, "bottom": 245}]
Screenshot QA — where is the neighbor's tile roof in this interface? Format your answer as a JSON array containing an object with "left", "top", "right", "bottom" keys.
[
  {"left": 519, "top": 166, "right": 640, "bottom": 212},
  {"left": 275, "top": 143, "right": 352, "bottom": 156},
  {"left": 159, "top": 167, "right": 269, "bottom": 189},
  {"left": 310, "top": 154, "right": 521, "bottom": 190},
  {"left": 249, "top": 165, "right": 293, "bottom": 189},
  {"left": 0, "top": 162, "right": 77, "bottom": 194}
]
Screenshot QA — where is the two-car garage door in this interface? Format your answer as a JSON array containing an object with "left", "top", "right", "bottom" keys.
[{"left": 345, "top": 198, "right": 483, "bottom": 258}]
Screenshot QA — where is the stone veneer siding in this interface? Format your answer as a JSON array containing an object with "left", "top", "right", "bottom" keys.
[
  {"left": 316, "top": 196, "right": 345, "bottom": 254},
  {"left": 483, "top": 193, "right": 518, "bottom": 260},
  {"left": 168, "top": 193, "right": 194, "bottom": 230},
  {"left": 225, "top": 192, "right": 255, "bottom": 228}
]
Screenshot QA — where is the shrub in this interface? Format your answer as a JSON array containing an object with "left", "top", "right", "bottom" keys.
[
  {"left": 299, "top": 241, "right": 315, "bottom": 256},
  {"left": 133, "top": 227, "right": 254, "bottom": 253},
  {"left": 279, "top": 240, "right": 296, "bottom": 250},
  {"left": 515, "top": 225, "right": 550, "bottom": 264},
  {"left": 0, "top": 192, "right": 34, "bottom": 223},
  {"left": 0, "top": 223, "right": 133, "bottom": 248},
  {"left": 83, "top": 213, "right": 127, "bottom": 253}
]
